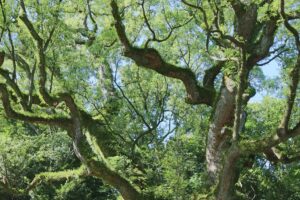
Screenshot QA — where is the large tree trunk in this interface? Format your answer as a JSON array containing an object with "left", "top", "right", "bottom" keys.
[
  {"left": 205, "top": 76, "right": 245, "bottom": 200},
  {"left": 216, "top": 146, "right": 241, "bottom": 200},
  {"left": 206, "top": 77, "right": 236, "bottom": 184}
]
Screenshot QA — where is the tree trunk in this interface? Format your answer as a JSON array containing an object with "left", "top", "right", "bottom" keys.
[
  {"left": 206, "top": 77, "right": 236, "bottom": 184},
  {"left": 204, "top": 76, "right": 245, "bottom": 200},
  {"left": 216, "top": 145, "right": 241, "bottom": 200}
]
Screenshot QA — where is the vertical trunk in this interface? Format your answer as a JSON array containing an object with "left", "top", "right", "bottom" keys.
[
  {"left": 205, "top": 76, "right": 244, "bottom": 199},
  {"left": 206, "top": 77, "right": 236, "bottom": 183},
  {"left": 206, "top": 74, "right": 250, "bottom": 199},
  {"left": 216, "top": 146, "right": 240, "bottom": 200}
]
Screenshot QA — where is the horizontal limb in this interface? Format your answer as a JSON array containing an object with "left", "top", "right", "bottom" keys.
[{"left": 26, "top": 166, "right": 88, "bottom": 192}]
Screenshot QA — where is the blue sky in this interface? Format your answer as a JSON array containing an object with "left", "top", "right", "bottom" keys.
[{"left": 250, "top": 60, "right": 280, "bottom": 102}]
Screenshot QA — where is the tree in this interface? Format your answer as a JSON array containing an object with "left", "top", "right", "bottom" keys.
[{"left": 0, "top": 0, "right": 299, "bottom": 199}]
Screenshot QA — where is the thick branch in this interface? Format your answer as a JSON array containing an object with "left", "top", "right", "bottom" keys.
[
  {"left": 89, "top": 160, "right": 142, "bottom": 200},
  {"left": 264, "top": 147, "right": 300, "bottom": 164},
  {"left": 27, "top": 166, "right": 88, "bottom": 192},
  {"left": 240, "top": 120, "right": 300, "bottom": 154},
  {"left": 0, "top": 51, "right": 4, "bottom": 67},
  {"left": 0, "top": 83, "right": 71, "bottom": 128},
  {"left": 203, "top": 61, "right": 224, "bottom": 88},
  {"left": 111, "top": 0, "right": 215, "bottom": 105},
  {"left": 0, "top": 68, "right": 30, "bottom": 110}
]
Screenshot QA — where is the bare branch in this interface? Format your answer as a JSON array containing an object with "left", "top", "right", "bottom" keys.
[
  {"left": 140, "top": 0, "right": 192, "bottom": 47},
  {"left": 5, "top": 53, "right": 31, "bottom": 78},
  {"left": 115, "top": 80, "right": 151, "bottom": 129},
  {"left": 7, "top": 29, "right": 17, "bottom": 81},
  {"left": 257, "top": 49, "right": 287, "bottom": 66},
  {"left": 181, "top": 0, "right": 209, "bottom": 30},
  {"left": 0, "top": 0, "right": 6, "bottom": 42},
  {"left": 86, "top": 0, "right": 98, "bottom": 33}
]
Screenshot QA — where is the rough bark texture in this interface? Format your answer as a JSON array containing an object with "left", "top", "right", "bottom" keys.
[
  {"left": 217, "top": 145, "right": 240, "bottom": 200},
  {"left": 206, "top": 77, "right": 236, "bottom": 183}
]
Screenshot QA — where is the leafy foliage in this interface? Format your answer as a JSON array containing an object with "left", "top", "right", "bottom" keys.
[{"left": 0, "top": 0, "right": 299, "bottom": 199}]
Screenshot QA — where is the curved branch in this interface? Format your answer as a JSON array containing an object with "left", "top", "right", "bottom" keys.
[
  {"left": 281, "top": 0, "right": 300, "bottom": 51},
  {"left": 203, "top": 61, "right": 224, "bottom": 88},
  {"left": 140, "top": 0, "right": 156, "bottom": 44},
  {"left": 89, "top": 160, "right": 142, "bottom": 200},
  {"left": 181, "top": 0, "right": 209, "bottom": 30},
  {"left": 0, "top": 68, "right": 30, "bottom": 110},
  {"left": 111, "top": 0, "right": 215, "bottom": 105},
  {"left": 240, "top": 120, "right": 300, "bottom": 155},
  {"left": 257, "top": 49, "right": 287, "bottom": 66},
  {"left": 0, "top": 83, "right": 71, "bottom": 128}
]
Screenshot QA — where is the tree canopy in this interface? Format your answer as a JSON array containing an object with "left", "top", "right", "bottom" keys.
[{"left": 0, "top": 0, "right": 299, "bottom": 200}]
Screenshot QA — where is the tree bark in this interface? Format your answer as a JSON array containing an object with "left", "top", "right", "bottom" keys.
[
  {"left": 216, "top": 145, "right": 240, "bottom": 200},
  {"left": 206, "top": 77, "right": 236, "bottom": 184}
]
